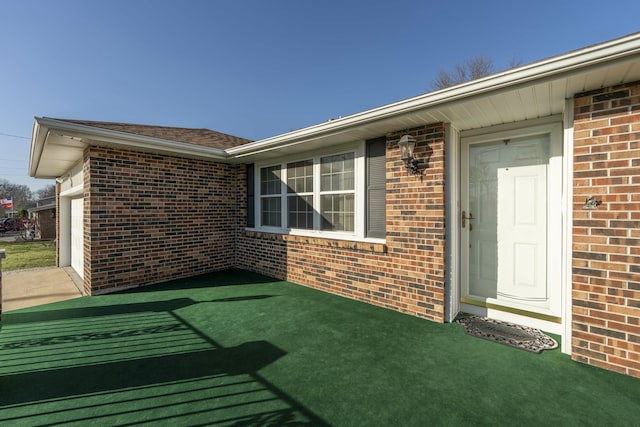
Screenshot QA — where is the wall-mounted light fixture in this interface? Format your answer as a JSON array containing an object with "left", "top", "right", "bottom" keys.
[{"left": 398, "top": 134, "right": 425, "bottom": 175}]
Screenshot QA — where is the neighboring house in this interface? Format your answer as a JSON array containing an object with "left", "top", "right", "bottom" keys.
[
  {"left": 28, "top": 196, "right": 56, "bottom": 239},
  {"left": 28, "top": 33, "right": 640, "bottom": 378}
]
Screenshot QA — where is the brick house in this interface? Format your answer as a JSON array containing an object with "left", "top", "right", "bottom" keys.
[
  {"left": 28, "top": 196, "right": 56, "bottom": 240},
  {"left": 29, "top": 33, "right": 640, "bottom": 378}
]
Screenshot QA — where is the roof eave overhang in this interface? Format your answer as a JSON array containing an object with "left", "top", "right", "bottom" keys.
[
  {"left": 29, "top": 117, "right": 229, "bottom": 178},
  {"left": 227, "top": 31, "right": 640, "bottom": 159},
  {"left": 29, "top": 32, "right": 640, "bottom": 175},
  {"left": 28, "top": 203, "right": 56, "bottom": 213}
]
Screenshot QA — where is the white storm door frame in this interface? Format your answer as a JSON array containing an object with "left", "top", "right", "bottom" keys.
[{"left": 457, "top": 118, "right": 564, "bottom": 334}]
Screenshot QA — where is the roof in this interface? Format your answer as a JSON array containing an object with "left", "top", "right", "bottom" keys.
[
  {"left": 29, "top": 118, "right": 252, "bottom": 178},
  {"left": 28, "top": 202, "right": 55, "bottom": 213},
  {"left": 29, "top": 32, "right": 640, "bottom": 178},
  {"left": 51, "top": 119, "right": 252, "bottom": 150}
]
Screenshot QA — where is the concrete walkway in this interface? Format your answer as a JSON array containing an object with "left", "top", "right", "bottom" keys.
[{"left": 2, "top": 267, "right": 84, "bottom": 312}]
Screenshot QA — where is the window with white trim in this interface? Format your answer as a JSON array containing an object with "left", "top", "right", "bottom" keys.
[
  {"left": 253, "top": 138, "right": 385, "bottom": 241},
  {"left": 286, "top": 160, "right": 314, "bottom": 229},
  {"left": 260, "top": 165, "right": 281, "bottom": 227},
  {"left": 320, "top": 153, "right": 355, "bottom": 231}
]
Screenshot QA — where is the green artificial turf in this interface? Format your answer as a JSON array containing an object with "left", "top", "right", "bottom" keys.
[
  {"left": 1, "top": 240, "right": 56, "bottom": 271},
  {"left": 1, "top": 269, "right": 639, "bottom": 426}
]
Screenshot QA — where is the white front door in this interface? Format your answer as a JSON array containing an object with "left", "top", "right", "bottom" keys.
[
  {"left": 70, "top": 197, "right": 84, "bottom": 279},
  {"left": 460, "top": 125, "right": 562, "bottom": 330}
]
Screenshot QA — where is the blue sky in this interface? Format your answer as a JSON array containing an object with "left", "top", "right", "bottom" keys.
[{"left": 1, "top": 0, "right": 638, "bottom": 191}]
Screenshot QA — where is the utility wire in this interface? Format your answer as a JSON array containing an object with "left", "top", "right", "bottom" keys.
[{"left": 0, "top": 132, "right": 30, "bottom": 140}]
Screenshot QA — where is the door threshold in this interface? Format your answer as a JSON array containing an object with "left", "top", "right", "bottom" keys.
[{"left": 460, "top": 297, "right": 561, "bottom": 324}]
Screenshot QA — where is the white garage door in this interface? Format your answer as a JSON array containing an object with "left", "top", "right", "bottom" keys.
[{"left": 70, "top": 197, "right": 84, "bottom": 279}]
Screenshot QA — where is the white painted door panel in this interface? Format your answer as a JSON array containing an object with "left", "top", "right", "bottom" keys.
[{"left": 497, "top": 165, "right": 547, "bottom": 301}]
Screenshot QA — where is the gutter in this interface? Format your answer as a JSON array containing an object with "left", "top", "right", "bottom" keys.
[{"left": 227, "top": 31, "right": 640, "bottom": 158}]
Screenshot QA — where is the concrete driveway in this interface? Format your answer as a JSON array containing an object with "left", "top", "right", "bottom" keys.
[{"left": 2, "top": 267, "right": 83, "bottom": 312}]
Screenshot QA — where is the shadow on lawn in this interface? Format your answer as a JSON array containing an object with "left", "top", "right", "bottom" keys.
[
  {"left": 0, "top": 293, "right": 327, "bottom": 426},
  {"left": 3, "top": 295, "right": 275, "bottom": 325},
  {"left": 120, "top": 268, "right": 284, "bottom": 294}
]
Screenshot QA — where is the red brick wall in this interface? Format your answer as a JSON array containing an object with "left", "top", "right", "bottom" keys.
[
  {"left": 35, "top": 209, "right": 56, "bottom": 240},
  {"left": 236, "top": 124, "right": 447, "bottom": 322},
  {"left": 85, "top": 147, "right": 239, "bottom": 294},
  {"left": 572, "top": 82, "right": 640, "bottom": 378}
]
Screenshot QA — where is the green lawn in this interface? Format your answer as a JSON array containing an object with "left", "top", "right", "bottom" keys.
[
  {"left": 0, "top": 269, "right": 638, "bottom": 426},
  {"left": 0, "top": 240, "right": 56, "bottom": 271}
]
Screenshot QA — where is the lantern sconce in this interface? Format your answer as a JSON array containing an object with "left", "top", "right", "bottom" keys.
[{"left": 398, "top": 134, "right": 427, "bottom": 175}]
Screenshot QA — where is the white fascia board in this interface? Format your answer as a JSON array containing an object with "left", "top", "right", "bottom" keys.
[
  {"left": 28, "top": 203, "right": 56, "bottom": 213},
  {"left": 35, "top": 117, "right": 229, "bottom": 160},
  {"left": 29, "top": 118, "right": 50, "bottom": 177},
  {"left": 227, "top": 32, "right": 640, "bottom": 158}
]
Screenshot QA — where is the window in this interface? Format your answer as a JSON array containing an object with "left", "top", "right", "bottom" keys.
[
  {"left": 260, "top": 165, "right": 281, "bottom": 227},
  {"left": 254, "top": 139, "right": 385, "bottom": 240},
  {"left": 320, "top": 153, "right": 355, "bottom": 231},
  {"left": 287, "top": 160, "right": 314, "bottom": 229}
]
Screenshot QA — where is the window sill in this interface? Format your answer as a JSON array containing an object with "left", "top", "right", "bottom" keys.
[{"left": 244, "top": 230, "right": 387, "bottom": 253}]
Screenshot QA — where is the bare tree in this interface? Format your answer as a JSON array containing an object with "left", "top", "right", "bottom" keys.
[
  {"left": 35, "top": 183, "right": 56, "bottom": 200},
  {"left": 431, "top": 56, "right": 495, "bottom": 90},
  {"left": 431, "top": 56, "right": 527, "bottom": 91},
  {"left": 508, "top": 57, "right": 523, "bottom": 69}
]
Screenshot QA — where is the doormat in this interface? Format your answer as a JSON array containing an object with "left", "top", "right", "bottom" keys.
[{"left": 456, "top": 315, "right": 558, "bottom": 353}]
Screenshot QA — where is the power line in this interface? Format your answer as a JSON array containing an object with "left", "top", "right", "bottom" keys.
[{"left": 0, "top": 132, "right": 30, "bottom": 140}]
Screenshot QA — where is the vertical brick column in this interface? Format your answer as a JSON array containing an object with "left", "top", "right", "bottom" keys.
[
  {"left": 572, "top": 82, "right": 640, "bottom": 378},
  {"left": 386, "top": 125, "right": 447, "bottom": 320}
]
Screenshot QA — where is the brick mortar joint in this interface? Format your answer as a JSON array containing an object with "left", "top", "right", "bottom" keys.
[{"left": 243, "top": 230, "right": 388, "bottom": 253}]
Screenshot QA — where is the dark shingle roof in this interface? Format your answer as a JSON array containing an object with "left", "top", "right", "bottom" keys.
[{"left": 53, "top": 119, "right": 253, "bottom": 150}]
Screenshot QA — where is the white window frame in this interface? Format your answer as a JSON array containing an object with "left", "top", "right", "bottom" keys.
[
  {"left": 258, "top": 164, "right": 283, "bottom": 228},
  {"left": 251, "top": 141, "right": 384, "bottom": 243},
  {"left": 319, "top": 152, "right": 356, "bottom": 233},
  {"left": 286, "top": 159, "right": 315, "bottom": 230}
]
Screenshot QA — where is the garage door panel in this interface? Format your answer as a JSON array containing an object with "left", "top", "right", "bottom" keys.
[{"left": 71, "top": 198, "right": 84, "bottom": 279}]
